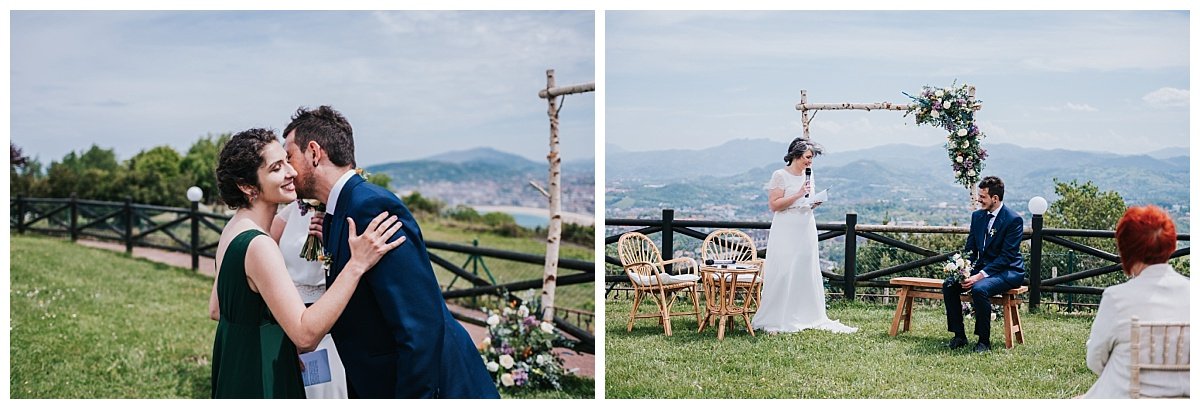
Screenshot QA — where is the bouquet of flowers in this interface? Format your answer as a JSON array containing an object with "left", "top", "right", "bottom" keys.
[
  {"left": 942, "top": 252, "right": 972, "bottom": 285},
  {"left": 903, "top": 83, "right": 988, "bottom": 189},
  {"left": 478, "top": 296, "right": 574, "bottom": 390},
  {"left": 297, "top": 199, "right": 325, "bottom": 261}
]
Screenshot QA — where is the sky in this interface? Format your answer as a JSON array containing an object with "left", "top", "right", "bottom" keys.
[
  {"left": 606, "top": 11, "right": 1190, "bottom": 155},
  {"left": 9, "top": 10, "right": 596, "bottom": 167}
]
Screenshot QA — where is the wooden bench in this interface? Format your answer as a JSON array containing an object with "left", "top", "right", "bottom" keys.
[{"left": 888, "top": 277, "right": 1028, "bottom": 349}]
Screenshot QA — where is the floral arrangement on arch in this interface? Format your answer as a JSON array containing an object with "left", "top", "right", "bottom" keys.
[
  {"left": 478, "top": 295, "right": 575, "bottom": 391},
  {"left": 903, "top": 83, "right": 988, "bottom": 189}
]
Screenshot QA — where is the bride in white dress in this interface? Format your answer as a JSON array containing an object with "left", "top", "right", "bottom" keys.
[{"left": 751, "top": 138, "right": 858, "bottom": 334}]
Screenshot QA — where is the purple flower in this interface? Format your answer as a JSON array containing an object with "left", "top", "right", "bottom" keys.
[
  {"left": 523, "top": 316, "right": 538, "bottom": 328},
  {"left": 513, "top": 368, "right": 529, "bottom": 386}
]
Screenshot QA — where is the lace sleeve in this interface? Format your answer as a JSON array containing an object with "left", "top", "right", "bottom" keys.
[{"left": 764, "top": 170, "right": 786, "bottom": 191}]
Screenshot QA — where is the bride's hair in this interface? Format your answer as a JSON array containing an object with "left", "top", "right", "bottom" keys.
[
  {"left": 216, "top": 128, "right": 278, "bottom": 209},
  {"left": 783, "top": 137, "right": 824, "bottom": 165}
]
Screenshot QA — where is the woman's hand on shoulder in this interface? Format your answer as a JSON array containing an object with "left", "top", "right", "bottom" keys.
[{"left": 345, "top": 212, "right": 407, "bottom": 275}]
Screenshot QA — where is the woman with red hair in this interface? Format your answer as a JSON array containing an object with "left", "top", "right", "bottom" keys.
[{"left": 1083, "top": 205, "right": 1189, "bottom": 398}]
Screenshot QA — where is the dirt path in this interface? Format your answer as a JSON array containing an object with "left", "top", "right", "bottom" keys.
[{"left": 75, "top": 239, "right": 595, "bottom": 379}]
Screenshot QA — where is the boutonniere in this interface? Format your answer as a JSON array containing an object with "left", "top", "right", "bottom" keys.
[
  {"left": 355, "top": 168, "right": 371, "bottom": 179},
  {"left": 318, "top": 252, "right": 333, "bottom": 277},
  {"left": 988, "top": 228, "right": 996, "bottom": 237}
]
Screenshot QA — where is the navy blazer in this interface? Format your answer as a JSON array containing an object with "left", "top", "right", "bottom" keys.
[
  {"left": 323, "top": 175, "right": 499, "bottom": 399},
  {"left": 964, "top": 203, "right": 1027, "bottom": 287}
]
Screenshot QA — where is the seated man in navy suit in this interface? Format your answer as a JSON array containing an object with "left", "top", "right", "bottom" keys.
[
  {"left": 943, "top": 176, "right": 1027, "bottom": 353},
  {"left": 281, "top": 106, "right": 499, "bottom": 398}
]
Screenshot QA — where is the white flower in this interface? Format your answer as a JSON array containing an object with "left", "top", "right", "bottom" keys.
[
  {"left": 486, "top": 361, "right": 499, "bottom": 372},
  {"left": 486, "top": 315, "right": 500, "bottom": 327},
  {"left": 942, "top": 101, "right": 951, "bottom": 109},
  {"left": 540, "top": 321, "right": 555, "bottom": 333},
  {"left": 957, "top": 129, "right": 968, "bottom": 137},
  {"left": 931, "top": 110, "right": 940, "bottom": 118},
  {"left": 503, "top": 307, "right": 513, "bottom": 316},
  {"left": 955, "top": 156, "right": 964, "bottom": 163},
  {"left": 968, "top": 170, "right": 976, "bottom": 177},
  {"left": 962, "top": 141, "right": 970, "bottom": 148},
  {"left": 536, "top": 354, "right": 547, "bottom": 365},
  {"left": 499, "top": 354, "right": 515, "bottom": 369},
  {"left": 501, "top": 373, "right": 514, "bottom": 387},
  {"left": 935, "top": 89, "right": 945, "bottom": 97},
  {"left": 943, "top": 262, "right": 956, "bottom": 272},
  {"left": 481, "top": 336, "right": 491, "bottom": 347},
  {"left": 518, "top": 305, "right": 529, "bottom": 317},
  {"left": 955, "top": 171, "right": 962, "bottom": 177}
]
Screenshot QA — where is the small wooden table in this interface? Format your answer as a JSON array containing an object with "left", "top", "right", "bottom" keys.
[
  {"left": 698, "top": 264, "right": 761, "bottom": 340},
  {"left": 888, "top": 277, "right": 1028, "bottom": 349}
]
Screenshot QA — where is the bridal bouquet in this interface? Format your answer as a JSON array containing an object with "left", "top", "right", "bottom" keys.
[
  {"left": 479, "top": 296, "right": 574, "bottom": 390},
  {"left": 942, "top": 252, "right": 972, "bottom": 285},
  {"left": 297, "top": 199, "right": 325, "bottom": 261}
]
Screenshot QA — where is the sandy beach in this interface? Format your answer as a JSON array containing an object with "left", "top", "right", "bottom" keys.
[{"left": 470, "top": 205, "right": 594, "bottom": 226}]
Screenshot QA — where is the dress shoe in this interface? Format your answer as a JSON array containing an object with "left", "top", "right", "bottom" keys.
[
  {"left": 945, "top": 337, "right": 969, "bottom": 349},
  {"left": 973, "top": 342, "right": 991, "bottom": 353}
]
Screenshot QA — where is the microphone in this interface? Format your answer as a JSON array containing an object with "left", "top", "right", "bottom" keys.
[{"left": 804, "top": 168, "right": 812, "bottom": 198}]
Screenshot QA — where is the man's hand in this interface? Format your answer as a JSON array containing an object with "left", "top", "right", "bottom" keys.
[{"left": 961, "top": 273, "right": 983, "bottom": 289}]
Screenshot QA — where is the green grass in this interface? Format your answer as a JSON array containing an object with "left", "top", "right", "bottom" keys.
[
  {"left": 10, "top": 235, "right": 593, "bottom": 399},
  {"left": 605, "top": 294, "right": 1099, "bottom": 398}
]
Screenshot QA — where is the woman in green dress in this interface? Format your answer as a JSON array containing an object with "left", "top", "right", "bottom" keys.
[{"left": 208, "top": 128, "right": 405, "bottom": 398}]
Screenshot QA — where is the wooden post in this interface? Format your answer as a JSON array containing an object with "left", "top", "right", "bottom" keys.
[
  {"left": 191, "top": 200, "right": 200, "bottom": 271},
  {"left": 1028, "top": 213, "right": 1044, "bottom": 311},
  {"left": 69, "top": 193, "right": 78, "bottom": 242},
  {"left": 800, "top": 90, "right": 810, "bottom": 140},
  {"left": 16, "top": 195, "right": 26, "bottom": 234},
  {"left": 124, "top": 196, "right": 134, "bottom": 254},
  {"left": 539, "top": 69, "right": 562, "bottom": 323},
  {"left": 662, "top": 208, "right": 674, "bottom": 275},
  {"left": 843, "top": 212, "right": 858, "bottom": 301}
]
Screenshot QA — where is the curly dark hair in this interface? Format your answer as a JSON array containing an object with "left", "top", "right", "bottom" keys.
[
  {"left": 282, "top": 105, "right": 356, "bottom": 168},
  {"left": 783, "top": 137, "right": 824, "bottom": 165},
  {"left": 978, "top": 176, "right": 1005, "bottom": 201},
  {"left": 216, "top": 128, "right": 278, "bottom": 209}
]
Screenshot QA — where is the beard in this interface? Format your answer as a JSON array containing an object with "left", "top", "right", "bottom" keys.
[{"left": 293, "top": 170, "right": 318, "bottom": 200}]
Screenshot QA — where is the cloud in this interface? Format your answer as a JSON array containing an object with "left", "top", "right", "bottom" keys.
[
  {"left": 1142, "top": 87, "right": 1189, "bottom": 108},
  {"left": 1044, "top": 102, "right": 1098, "bottom": 112}
]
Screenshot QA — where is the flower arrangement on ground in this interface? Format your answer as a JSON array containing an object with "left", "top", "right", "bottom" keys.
[
  {"left": 903, "top": 83, "right": 988, "bottom": 189},
  {"left": 478, "top": 295, "right": 574, "bottom": 391}
]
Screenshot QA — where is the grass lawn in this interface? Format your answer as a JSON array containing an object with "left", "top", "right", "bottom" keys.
[
  {"left": 605, "top": 294, "right": 1099, "bottom": 399},
  {"left": 9, "top": 235, "right": 593, "bottom": 398}
]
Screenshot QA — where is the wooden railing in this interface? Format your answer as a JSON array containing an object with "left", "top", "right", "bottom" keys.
[
  {"left": 606, "top": 209, "right": 1190, "bottom": 311},
  {"left": 11, "top": 195, "right": 596, "bottom": 354}
]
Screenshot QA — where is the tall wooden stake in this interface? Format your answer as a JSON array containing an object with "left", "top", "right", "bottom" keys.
[{"left": 541, "top": 69, "right": 562, "bottom": 323}]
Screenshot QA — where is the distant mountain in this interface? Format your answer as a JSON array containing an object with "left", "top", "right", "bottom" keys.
[
  {"left": 1144, "top": 147, "right": 1190, "bottom": 160},
  {"left": 363, "top": 147, "right": 595, "bottom": 215},
  {"left": 607, "top": 139, "right": 1189, "bottom": 220}
]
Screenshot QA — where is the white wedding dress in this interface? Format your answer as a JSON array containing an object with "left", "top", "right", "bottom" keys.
[{"left": 751, "top": 169, "right": 858, "bottom": 334}]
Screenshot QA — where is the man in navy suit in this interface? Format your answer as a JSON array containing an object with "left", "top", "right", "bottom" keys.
[
  {"left": 282, "top": 106, "right": 499, "bottom": 398},
  {"left": 943, "top": 176, "right": 1027, "bottom": 353}
]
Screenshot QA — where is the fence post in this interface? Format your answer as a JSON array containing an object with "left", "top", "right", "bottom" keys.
[
  {"left": 1028, "top": 213, "right": 1044, "bottom": 311},
  {"left": 69, "top": 193, "right": 78, "bottom": 242},
  {"left": 124, "top": 196, "right": 134, "bottom": 254},
  {"left": 843, "top": 212, "right": 857, "bottom": 301},
  {"left": 191, "top": 200, "right": 200, "bottom": 271},
  {"left": 662, "top": 208, "right": 674, "bottom": 275},
  {"left": 17, "top": 195, "right": 26, "bottom": 234}
]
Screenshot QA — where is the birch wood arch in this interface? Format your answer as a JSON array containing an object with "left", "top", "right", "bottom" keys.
[{"left": 795, "top": 86, "right": 985, "bottom": 209}]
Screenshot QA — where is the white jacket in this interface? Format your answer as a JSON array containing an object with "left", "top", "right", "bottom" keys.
[{"left": 1083, "top": 263, "right": 1190, "bottom": 398}]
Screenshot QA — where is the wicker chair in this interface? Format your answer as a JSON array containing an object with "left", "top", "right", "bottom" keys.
[
  {"left": 1129, "top": 316, "right": 1190, "bottom": 398},
  {"left": 700, "top": 229, "right": 764, "bottom": 313},
  {"left": 617, "top": 232, "right": 702, "bottom": 336}
]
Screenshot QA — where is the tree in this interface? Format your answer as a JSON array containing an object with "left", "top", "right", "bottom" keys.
[
  {"left": 125, "top": 146, "right": 189, "bottom": 206},
  {"left": 179, "top": 133, "right": 230, "bottom": 205},
  {"left": 44, "top": 145, "right": 123, "bottom": 200},
  {"left": 1042, "top": 179, "right": 1127, "bottom": 299},
  {"left": 366, "top": 172, "right": 392, "bottom": 191},
  {"left": 10, "top": 143, "right": 47, "bottom": 197}
]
